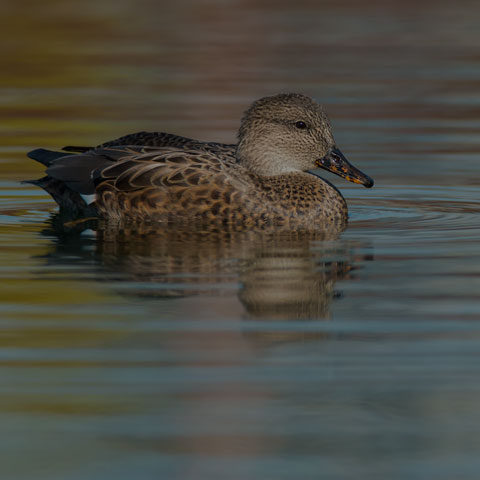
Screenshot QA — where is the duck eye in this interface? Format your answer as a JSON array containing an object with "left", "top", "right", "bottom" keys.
[{"left": 295, "top": 121, "right": 307, "bottom": 129}]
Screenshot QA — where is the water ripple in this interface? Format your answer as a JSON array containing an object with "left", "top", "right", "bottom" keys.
[{"left": 347, "top": 184, "right": 480, "bottom": 235}]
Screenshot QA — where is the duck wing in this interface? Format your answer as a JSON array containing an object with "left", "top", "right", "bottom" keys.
[
  {"left": 62, "top": 131, "right": 236, "bottom": 158},
  {"left": 92, "top": 145, "right": 247, "bottom": 192},
  {"left": 90, "top": 146, "right": 254, "bottom": 222},
  {"left": 31, "top": 145, "right": 253, "bottom": 221}
]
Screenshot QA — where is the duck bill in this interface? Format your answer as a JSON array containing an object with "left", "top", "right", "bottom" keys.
[{"left": 316, "top": 148, "right": 374, "bottom": 188}]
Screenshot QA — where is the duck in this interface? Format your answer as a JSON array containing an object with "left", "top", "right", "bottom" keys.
[{"left": 27, "top": 93, "right": 373, "bottom": 230}]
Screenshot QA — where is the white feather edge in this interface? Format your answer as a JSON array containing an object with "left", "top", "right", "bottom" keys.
[{"left": 80, "top": 193, "right": 96, "bottom": 205}]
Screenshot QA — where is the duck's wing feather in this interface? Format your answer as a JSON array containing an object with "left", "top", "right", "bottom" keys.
[
  {"left": 86, "top": 146, "right": 257, "bottom": 222},
  {"left": 62, "top": 131, "right": 236, "bottom": 157},
  {"left": 43, "top": 148, "right": 130, "bottom": 194},
  {"left": 93, "top": 146, "right": 248, "bottom": 192},
  {"left": 44, "top": 145, "right": 248, "bottom": 194},
  {"left": 29, "top": 145, "right": 256, "bottom": 221}
]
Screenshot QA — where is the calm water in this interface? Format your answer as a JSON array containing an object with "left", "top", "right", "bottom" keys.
[{"left": 2, "top": 1, "right": 480, "bottom": 479}]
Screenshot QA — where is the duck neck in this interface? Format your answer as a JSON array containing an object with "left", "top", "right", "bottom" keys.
[{"left": 235, "top": 139, "right": 298, "bottom": 177}]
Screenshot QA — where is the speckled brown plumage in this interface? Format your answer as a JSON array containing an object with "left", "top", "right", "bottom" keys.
[
  {"left": 91, "top": 147, "right": 348, "bottom": 228},
  {"left": 27, "top": 93, "right": 373, "bottom": 230}
]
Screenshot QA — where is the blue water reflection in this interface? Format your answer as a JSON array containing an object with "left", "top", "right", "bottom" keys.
[{"left": 2, "top": 0, "right": 480, "bottom": 479}]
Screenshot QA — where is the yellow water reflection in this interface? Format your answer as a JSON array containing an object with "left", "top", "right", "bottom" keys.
[
  {"left": 46, "top": 222, "right": 365, "bottom": 323},
  {"left": 3, "top": 0, "right": 480, "bottom": 478}
]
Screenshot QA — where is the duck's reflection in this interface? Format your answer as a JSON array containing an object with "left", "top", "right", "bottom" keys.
[
  {"left": 39, "top": 218, "right": 374, "bottom": 471},
  {"left": 45, "top": 217, "right": 371, "bottom": 324}
]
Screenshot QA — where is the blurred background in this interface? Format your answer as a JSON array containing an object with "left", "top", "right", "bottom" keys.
[
  {"left": 3, "top": 0, "right": 480, "bottom": 186},
  {"left": 2, "top": 1, "right": 480, "bottom": 479}
]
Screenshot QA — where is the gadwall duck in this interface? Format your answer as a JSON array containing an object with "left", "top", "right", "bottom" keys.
[{"left": 27, "top": 93, "right": 373, "bottom": 229}]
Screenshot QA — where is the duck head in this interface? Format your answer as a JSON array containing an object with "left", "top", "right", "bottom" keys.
[{"left": 236, "top": 93, "right": 373, "bottom": 188}]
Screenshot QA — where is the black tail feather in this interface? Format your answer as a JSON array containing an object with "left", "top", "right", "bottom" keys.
[
  {"left": 21, "top": 178, "right": 42, "bottom": 186},
  {"left": 25, "top": 148, "right": 104, "bottom": 218},
  {"left": 27, "top": 148, "right": 73, "bottom": 167},
  {"left": 62, "top": 145, "right": 93, "bottom": 153},
  {"left": 24, "top": 175, "right": 98, "bottom": 218}
]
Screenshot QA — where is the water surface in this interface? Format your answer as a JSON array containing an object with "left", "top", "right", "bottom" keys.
[{"left": 2, "top": 1, "right": 480, "bottom": 479}]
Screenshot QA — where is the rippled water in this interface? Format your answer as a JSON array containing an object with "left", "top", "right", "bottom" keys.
[{"left": 2, "top": 1, "right": 480, "bottom": 479}]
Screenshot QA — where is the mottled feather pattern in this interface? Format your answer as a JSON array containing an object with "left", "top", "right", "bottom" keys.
[
  {"left": 94, "top": 132, "right": 236, "bottom": 159},
  {"left": 27, "top": 94, "right": 373, "bottom": 230},
  {"left": 84, "top": 145, "right": 347, "bottom": 228}
]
